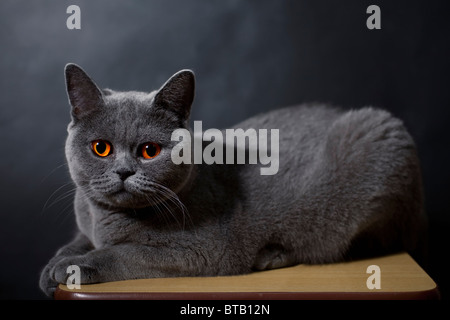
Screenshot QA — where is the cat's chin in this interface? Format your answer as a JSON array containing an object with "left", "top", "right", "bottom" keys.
[{"left": 92, "top": 189, "right": 152, "bottom": 210}]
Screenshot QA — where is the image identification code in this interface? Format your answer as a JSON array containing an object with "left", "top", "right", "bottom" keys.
[{"left": 180, "top": 304, "right": 270, "bottom": 317}]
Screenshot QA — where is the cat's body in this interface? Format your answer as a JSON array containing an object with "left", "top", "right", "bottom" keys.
[{"left": 40, "top": 64, "right": 426, "bottom": 297}]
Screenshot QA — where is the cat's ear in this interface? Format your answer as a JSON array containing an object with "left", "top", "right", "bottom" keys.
[
  {"left": 65, "top": 63, "right": 104, "bottom": 120},
  {"left": 154, "top": 70, "right": 195, "bottom": 121}
]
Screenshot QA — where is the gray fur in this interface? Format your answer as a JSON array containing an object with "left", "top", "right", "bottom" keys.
[{"left": 40, "top": 64, "right": 426, "bottom": 297}]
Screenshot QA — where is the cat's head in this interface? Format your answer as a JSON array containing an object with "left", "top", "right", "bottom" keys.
[{"left": 64, "top": 63, "right": 195, "bottom": 209}]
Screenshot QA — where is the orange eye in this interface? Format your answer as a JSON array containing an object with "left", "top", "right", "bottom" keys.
[
  {"left": 141, "top": 142, "right": 161, "bottom": 159},
  {"left": 92, "top": 140, "right": 112, "bottom": 157}
]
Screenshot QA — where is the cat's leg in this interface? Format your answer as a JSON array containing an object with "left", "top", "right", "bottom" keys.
[
  {"left": 39, "top": 232, "right": 94, "bottom": 297},
  {"left": 50, "top": 242, "right": 230, "bottom": 285},
  {"left": 252, "top": 243, "right": 297, "bottom": 271}
]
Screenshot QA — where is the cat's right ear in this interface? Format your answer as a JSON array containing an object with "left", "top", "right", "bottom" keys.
[{"left": 65, "top": 63, "right": 104, "bottom": 120}]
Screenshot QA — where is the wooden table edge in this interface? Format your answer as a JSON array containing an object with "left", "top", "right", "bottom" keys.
[{"left": 55, "top": 285, "right": 440, "bottom": 300}]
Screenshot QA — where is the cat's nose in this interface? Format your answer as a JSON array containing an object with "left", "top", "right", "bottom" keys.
[{"left": 115, "top": 169, "right": 135, "bottom": 181}]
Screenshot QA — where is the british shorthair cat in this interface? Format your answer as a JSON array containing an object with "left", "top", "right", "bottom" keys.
[{"left": 40, "top": 64, "right": 426, "bottom": 297}]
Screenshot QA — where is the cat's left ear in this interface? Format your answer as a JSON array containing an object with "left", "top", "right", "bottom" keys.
[
  {"left": 65, "top": 63, "right": 104, "bottom": 121},
  {"left": 154, "top": 70, "right": 195, "bottom": 121}
]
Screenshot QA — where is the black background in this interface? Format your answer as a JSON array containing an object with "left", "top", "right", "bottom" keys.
[{"left": 1, "top": 0, "right": 449, "bottom": 300}]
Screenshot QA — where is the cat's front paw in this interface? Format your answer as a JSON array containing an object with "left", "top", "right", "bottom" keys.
[
  {"left": 52, "top": 255, "right": 103, "bottom": 286},
  {"left": 39, "top": 263, "right": 60, "bottom": 298}
]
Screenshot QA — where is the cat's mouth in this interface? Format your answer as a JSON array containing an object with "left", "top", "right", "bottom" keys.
[
  {"left": 105, "top": 184, "right": 154, "bottom": 208},
  {"left": 89, "top": 178, "right": 177, "bottom": 210}
]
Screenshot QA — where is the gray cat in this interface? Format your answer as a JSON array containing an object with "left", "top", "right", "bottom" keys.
[{"left": 39, "top": 63, "right": 426, "bottom": 297}]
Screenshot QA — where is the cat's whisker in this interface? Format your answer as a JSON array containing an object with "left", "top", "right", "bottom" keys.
[
  {"left": 151, "top": 191, "right": 182, "bottom": 229},
  {"left": 158, "top": 190, "right": 189, "bottom": 229},
  {"left": 54, "top": 200, "right": 76, "bottom": 226},
  {"left": 46, "top": 186, "right": 78, "bottom": 209},
  {"left": 149, "top": 183, "right": 192, "bottom": 229},
  {"left": 145, "top": 193, "right": 172, "bottom": 228},
  {"left": 39, "top": 162, "right": 69, "bottom": 185},
  {"left": 42, "top": 182, "right": 77, "bottom": 213},
  {"left": 143, "top": 183, "right": 184, "bottom": 221}
]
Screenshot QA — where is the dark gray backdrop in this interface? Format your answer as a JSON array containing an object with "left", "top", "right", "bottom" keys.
[{"left": 1, "top": 0, "right": 449, "bottom": 299}]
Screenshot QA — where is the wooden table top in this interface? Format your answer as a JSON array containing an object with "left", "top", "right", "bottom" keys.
[{"left": 55, "top": 252, "right": 439, "bottom": 300}]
